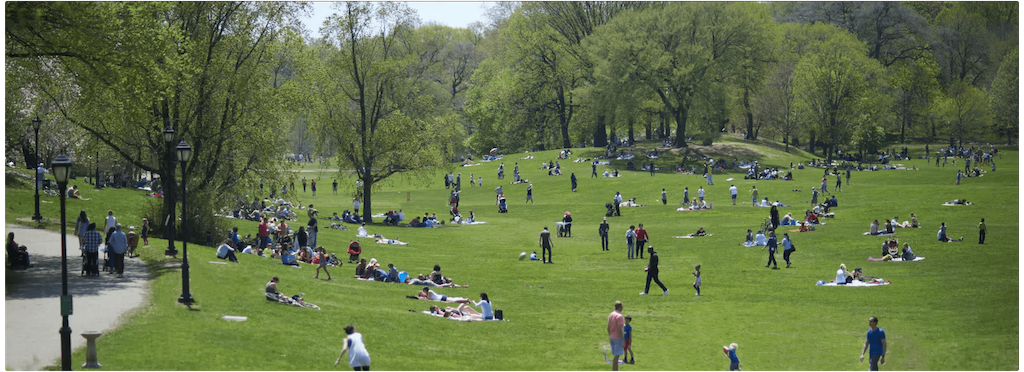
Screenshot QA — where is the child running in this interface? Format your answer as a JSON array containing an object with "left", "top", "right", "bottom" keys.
[
  {"left": 624, "top": 315, "right": 635, "bottom": 364},
  {"left": 314, "top": 247, "right": 332, "bottom": 280},
  {"left": 724, "top": 343, "right": 740, "bottom": 371},
  {"left": 692, "top": 265, "right": 702, "bottom": 296}
]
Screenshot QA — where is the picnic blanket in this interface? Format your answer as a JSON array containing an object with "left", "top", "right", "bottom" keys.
[
  {"left": 375, "top": 238, "right": 408, "bottom": 245},
  {"left": 740, "top": 242, "right": 765, "bottom": 247},
  {"left": 454, "top": 221, "right": 488, "bottom": 225},
  {"left": 789, "top": 229, "right": 816, "bottom": 233},
  {"left": 868, "top": 256, "right": 925, "bottom": 262},
  {"left": 862, "top": 231, "right": 896, "bottom": 236},
  {"left": 941, "top": 202, "right": 972, "bottom": 206},
  {"left": 676, "top": 207, "right": 712, "bottom": 211},
  {"left": 673, "top": 234, "right": 716, "bottom": 238},
  {"left": 816, "top": 279, "right": 890, "bottom": 287},
  {"left": 355, "top": 233, "right": 377, "bottom": 239}
]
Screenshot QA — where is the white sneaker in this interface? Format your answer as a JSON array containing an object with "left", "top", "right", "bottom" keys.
[
  {"left": 639, "top": 292, "right": 648, "bottom": 295},
  {"left": 663, "top": 289, "right": 669, "bottom": 295}
]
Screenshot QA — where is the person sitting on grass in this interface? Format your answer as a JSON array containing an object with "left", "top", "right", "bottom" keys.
[
  {"left": 869, "top": 219, "right": 880, "bottom": 235},
  {"left": 406, "top": 274, "right": 468, "bottom": 287},
  {"left": 265, "top": 276, "right": 298, "bottom": 304},
  {"left": 835, "top": 264, "right": 851, "bottom": 285},
  {"left": 469, "top": 292, "right": 494, "bottom": 320},
  {"left": 937, "top": 222, "right": 963, "bottom": 242},
  {"left": 754, "top": 230, "right": 767, "bottom": 246},
  {"left": 66, "top": 185, "right": 91, "bottom": 200},
  {"left": 216, "top": 240, "right": 239, "bottom": 263},
  {"left": 280, "top": 246, "right": 299, "bottom": 266},
  {"left": 354, "top": 258, "right": 368, "bottom": 277},
  {"left": 780, "top": 213, "right": 794, "bottom": 226},
  {"left": 909, "top": 213, "right": 919, "bottom": 228},
  {"left": 884, "top": 220, "right": 895, "bottom": 234},
  {"left": 798, "top": 222, "right": 816, "bottom": 232},
  {"left": 745, "top": 229, "right": 754, "bottom": 246},
  {"left": 417, "top": 287, "right": 472, "bottom": 303},
  {"left": 901, "top": 243, "right": 917, "bottom": 260}
]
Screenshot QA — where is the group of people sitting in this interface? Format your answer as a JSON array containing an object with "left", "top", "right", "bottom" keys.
[
  {"left": 448, "top": 206, "right": 476, "bottom": 224},
  {"left": 333, "top": 210, "right": 363, "bottom": 225},
  {"left": 620, "top": 197, "right": 647, "bottom": 208},
  {"left": 422, "top": 292, "right": 495, "bottom": 321},
  {"left": 834, "top": 263, "right": 867, "bottom": 285},
  {"left": 879, "top": 238, "right": 916, "bottom": 261},
  {"left": 681, "top": 198, "right": 711, "bottom": 210},
  {"left": 755, "top": 198, "right": 787, "bottom": 208},
  {"left": 353, "top": 260, "right": 468, "bottom": 288},
  {"left": 407, "top": 212, "right": 444, "bottom": 228},
  {"left": 746, "top": 167, "right": 792, "bottom": 181},
  {"left": 868, "top": 214, "right": 918, "bottom": 235}
]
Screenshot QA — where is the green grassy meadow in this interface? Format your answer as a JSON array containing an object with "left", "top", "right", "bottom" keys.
[{"left": 5, "top": 139, "right": 1018, "bottom": 370}]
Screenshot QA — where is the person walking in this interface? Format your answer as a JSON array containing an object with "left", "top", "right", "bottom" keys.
[
  {"left": 526, "top": 184, "right": 534, "bottom": 204},
  {"left": 781, "top": 232, "right": 796, "bottom": 268},
  {"left": 592, "top": 161, "right": 599, "bottom": 178},
  {"left": 698, "top": 186, "right": 705, "bottom": 201},
  {"left": 750, "top": 186, "right": 758, "bottom": 207},
  {"left": 108, "top": 224, "right": 128, "bottom": 278},
  {"left": 729, "top": 185, "right": 738, "bottom": 205},
  {"left": 335, "top": 324, "right": 371, "bottom": 371},
  {"left": 302, "top": 177, "right": 307, "bottom": 193},
  {"left": 571, "top": 172, "right": 578, "bottom": 192},
  {"left": 640, "top": 246, "right": 667, "bottom": 295},
  {"left": 332, "top": 179, "right": 338, "bottom": 194},
  {"left": 692, "top": 265, "right": 701, "bottom": 296},
  {"left": 539, "top": 227, "right": 554, "bottom": 264},
  {"left": 846, "top": 167, "right": 851, "bottom": 185},
  {"left": 104, "top": 210, "right": 117, "bottom": 240},
  {"left": 683, "top": 187, "right": 689, "bottom": 205},
  {"left": 821, "top": 176, "right": 829, "bottom": 195},
  {"left": 859, "top": 316, "right": 887, "bottom": 371},
  {"left": 762, "top": 230, "right": 778, "bottom": 269},
  {"left": 770, "top": 204, "right": 780, "bottom": 229},
  {"left": 314, "top": 247, "right": 332, "bottom": 280},
  {"left": 625, "top": 226, "right": 636, "bottom": 260},
  {"left": 311, "top": 179, "right": 317, "bottom": 196},
  {"left": 835, "top": 174, "right": 842, "bottom": 192},
  {"left": 634, "top": 223, "right": 648, "bottom": 259},
  {"left": 978, "top": 218, "right": 986, "bottom": 244},
  {"left": 82, "top": 223, "right": 102, "bottom": 276},
  {"left": 75, "top": 210, "right": 90, "bottom": 249},
  {"left": 649, "top": 161, "right": 655, "bottom": 176},
  {"left": 661, "top": 188, "right": 667, "bottom": 205},
  {"left": 607, "top": 301, "right": 626, "bottom": 371},
  {"left": 956, "top": 170, "right": 962, "bottom": 185},
  {"left": 811, "top": 187, "right": 819, "bottom": 205},
  {"left": 599, "top": 217, "right": 610, "bottom": 251},
  {"left": 562, "top": 211, "right": 573, "bottom": 237}
]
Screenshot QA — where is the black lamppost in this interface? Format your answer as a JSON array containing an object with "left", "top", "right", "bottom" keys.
[
  {"left": 175, "top": 140, "right": 194, "bottom": 306},
  {"left": 32, "top": 116, "right": 43, "bottom": 222},
  {"left": 51, "top": 154, "right": 73, "bottom": 371},
  {"left": 163, "top": 126, "right": 177, "bottom": 257}
]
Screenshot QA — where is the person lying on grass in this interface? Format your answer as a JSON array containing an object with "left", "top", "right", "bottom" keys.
[
  {"left": 943, "top": 199, "right": 971, "bottom": 205},
  {"left": 427, "top": 304, "right": 485, "bottom": 320},
  {"left": 405, "top": 274, "right": 468, "bottom": 288},
  {"left": 689, "top": 227, "right": 708, "bottom": 237},
  {"left": 417, "top": 287, "right": 472, "bottom": 303},
  {"left": 937, "top": 222, "right": 963, "bottom": 242}
]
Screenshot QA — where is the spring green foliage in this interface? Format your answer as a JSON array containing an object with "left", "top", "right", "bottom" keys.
[
  {"left": 988, "top": 48, "right": 1018, "bottom": 145},
  {"left": 5, "top": 142, "right": 1018, "bottom": 370}
]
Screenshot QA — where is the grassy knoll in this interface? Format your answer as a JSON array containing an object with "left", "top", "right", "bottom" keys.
[{"left": 5, "top": 141, "right": 1017, "bottom": 370}]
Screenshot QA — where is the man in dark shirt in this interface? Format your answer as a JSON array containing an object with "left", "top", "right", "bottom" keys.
[
  {"left": 599, "top": 218, "right": 610, "bottom": 251},
  {"left": 763, "top": 230, "right": 779, "bottom": 269},
  {"left": 539, "top": 227, "right": 554, "bottom": 264},
  {"left": 640, "top": 246, "right": 667, "bottom": 295}
]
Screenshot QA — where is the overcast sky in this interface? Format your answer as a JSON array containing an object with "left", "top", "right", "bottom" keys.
[{"left": 301, "top": 1, "right": 492, "bottom": 35}]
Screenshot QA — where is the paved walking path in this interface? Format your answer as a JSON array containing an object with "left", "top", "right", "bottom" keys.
[{"left": 5, "top": 224, "right": 151, "bottom": 371}]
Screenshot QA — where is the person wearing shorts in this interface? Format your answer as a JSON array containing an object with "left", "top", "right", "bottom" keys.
[
  {"left": 623, "top": 316, "right": 634, "bottom": 364},
  {"left": 607, "top": 301, "right": 625, "bottom": 371},
  {"left": 314, "top": 247, "right": 332, "bottom": 280}
]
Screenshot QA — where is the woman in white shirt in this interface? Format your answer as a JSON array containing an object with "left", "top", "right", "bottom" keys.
[
  {"left": 836, "top": 263, "right": 850, "bottom": 284},
  {"left": 471, "top": 293, "right": 494, "bottom": 320},
  {"left": 335, "top": 324, "right": 371, "bottom": 370}
]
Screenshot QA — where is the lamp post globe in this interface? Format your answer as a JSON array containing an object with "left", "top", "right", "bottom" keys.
[
  {"left": 51, "top": 154, "right": 74, "bottom": 371},
  {"left": 32, "top": 116, "right": 43, "bottom": 222},
  {"left": 175, "top": 140, "right": 195, "bottom": 306}
]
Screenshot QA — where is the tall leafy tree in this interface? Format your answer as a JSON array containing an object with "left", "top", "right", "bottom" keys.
[
  {"left": 589, "top": 2, "right": 773, "bottom": 147},
  {"left": 300, "top": 2, "right": 458, "bottom": 222},
  {"left": 935, "top": 80, "right": 990, "bottom": 147},
  {"left": 792, "top": 24, "right": 886, "bottom": 161},
  {"left": 934, "top": 4, "right": 993, "bottom": 86},
  {"left": 988, "top": 48, "right": 1017, "bottom": 145},
  {"left": 7, "top": 2, "right": 300, "bottom": 241}
]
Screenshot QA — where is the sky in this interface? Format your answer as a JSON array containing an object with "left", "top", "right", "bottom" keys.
[{"left": 301, "top": 1, "right": 492, "bottom": 35}]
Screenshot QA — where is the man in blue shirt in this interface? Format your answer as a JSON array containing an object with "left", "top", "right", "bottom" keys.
[{"left": 860, "top": 316, "right": 887, "bottom": 371}]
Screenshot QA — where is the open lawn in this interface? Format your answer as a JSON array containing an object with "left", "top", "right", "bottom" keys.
[{"left": 5, "top": 142, "right": 1018, "bottom": 370}]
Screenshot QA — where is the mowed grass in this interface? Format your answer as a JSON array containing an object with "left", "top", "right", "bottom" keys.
[{"left": 5, "top": 143, "right": 1018, "bottom": 371}]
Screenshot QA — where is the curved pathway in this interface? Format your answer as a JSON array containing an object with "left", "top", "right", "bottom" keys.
[{"left": 5, "top": 224, "right": 150, "bottom": 371}]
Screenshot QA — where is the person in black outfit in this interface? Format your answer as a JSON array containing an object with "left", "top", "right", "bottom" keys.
[
  {"left": 649, "top": 161, "right": 655, "bottom": 176},
  {"left": 570, "top": 172, "right": 578, "bottom": 192},
  {"left": 599, "top": 217, "right": 610, "bottom": 251},
  {"left": 762, "top": 230, "right": 778, "bottom": 269},
  {"left": 640, "top": 246, "right": 668, "bottom": 295},
  {"left": 296, "top": 226, "right": 308, "bottom": 250},
  {"left": 562, "top": 212, "right": 573, "bottom": 237},
  {"left": 592, "top": 162, "right": 598, "bottom": 178},
  {"left": 539, "top": 227, "right": 553, "bottom": 263},
  {"left": 770, "top": 205, "right": 780, "bottom": 230}
]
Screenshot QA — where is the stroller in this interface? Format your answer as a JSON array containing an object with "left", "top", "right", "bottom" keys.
[
  {"left": 556, "top": 222, "right": 566, "bottom": 237},
  {"left": 605, "top": 202, "right": 615, "bottom": 217}
]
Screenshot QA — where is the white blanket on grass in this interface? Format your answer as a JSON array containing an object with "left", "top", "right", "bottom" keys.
[
  {"left": 375, "top": 239, "right": 408, "bottom": 245},
  {"left": 673, "top": 234, "right": 716, "bottom": 239},
  {"left": 817, "top": 279, "right": 890, "bottom": 287},
  {"left": 454, "top": 221, "right": 487, "bottom": 225}
]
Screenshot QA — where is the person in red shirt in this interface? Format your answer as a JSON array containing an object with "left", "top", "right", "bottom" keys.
[
  {"left": 258, "top": 218, "right": 270, "bottom": 250},
  {"left": 634, "top": 223, "right": 649, "bottom": 259}
]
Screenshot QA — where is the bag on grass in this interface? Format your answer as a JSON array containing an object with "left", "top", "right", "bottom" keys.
[{"left": 495, "top": 309, "right": 504, "bottom": 320}]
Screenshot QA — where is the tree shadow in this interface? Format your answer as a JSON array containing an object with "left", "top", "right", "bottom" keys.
[{"left": 5, "top": 255, "right": 153, "bottom": 300}]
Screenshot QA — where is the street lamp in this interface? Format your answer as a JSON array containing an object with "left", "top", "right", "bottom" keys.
[
  {"left": 52, "top": 154, "right": 73, "bottom": 371},
  {"left": 175, "top": 140, "right": 195, "bottom": 306},
  {"left": 163, "top": 126, "right": 177, "bottom": 257},
  {"left": 32, "top": 116, "right": 43, "bottom": 222}
]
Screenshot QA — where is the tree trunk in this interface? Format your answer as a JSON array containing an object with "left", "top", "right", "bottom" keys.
[
  {"left": 744, "top": 87, "right": 754, "bottom": 140},
  {"left": 361, "top": 172, "right": 373, "bottom": 224},
  {"left": 808, "top": 132, "right": 816, "bottom": 154},
  {"left": 784, "top": 135, "right": 789, "bottom": 152},
  {"left": 672, "top": 106, "right": 688, "bottom": 147},
  {"left": 644, "top": 121, "right": 652, "bottom": 141},
  {"left": 627, "top": 117, "right": 634, "bottom": 144},
  {"left": 557, "top": 87, "right": 571, "bottom": 149},
  {"left": 593, "top": 115, "right": 608, "bottom": 147}
]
